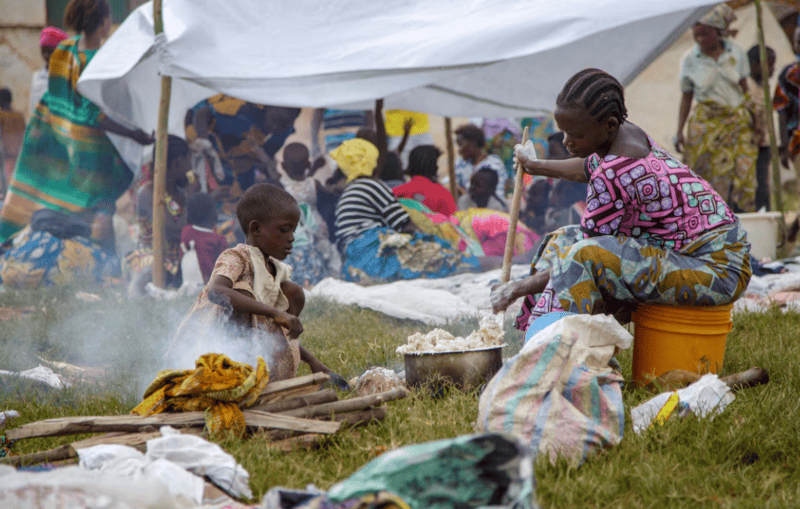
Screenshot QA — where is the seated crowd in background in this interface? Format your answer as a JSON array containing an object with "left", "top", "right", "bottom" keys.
[{"left": 0, "top": 92, "right": 594, "bottom": 291}]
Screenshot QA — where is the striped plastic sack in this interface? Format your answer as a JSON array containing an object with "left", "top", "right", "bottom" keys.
[{"left": 477, "top": 314, "right": 632, "bottom": 466}]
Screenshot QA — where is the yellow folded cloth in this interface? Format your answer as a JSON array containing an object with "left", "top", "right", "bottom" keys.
[{"left": 132, "top": 353, "right": 269, "bottom": 438}]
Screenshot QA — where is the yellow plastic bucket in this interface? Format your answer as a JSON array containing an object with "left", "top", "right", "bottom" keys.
[{"left": 631, "top": 303, "right": 733, "bottom": 384}]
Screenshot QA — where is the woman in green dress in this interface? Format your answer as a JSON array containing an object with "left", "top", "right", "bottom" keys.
[{"left": 0, "top": 0, "right": 152, "bottom": 245}]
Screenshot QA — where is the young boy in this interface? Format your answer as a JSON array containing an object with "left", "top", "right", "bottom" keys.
[
  {"left": 181, "top": 192, "right": 229, "bottom": 283},
  {"left": 747, "top": 44, "right": 776, "bottom": 211},
  {"left": 280, "top": 142, "right": 341, "bottom": 286},
  {"left": 168, "top": 184, "right": 335, "bottom": 382},
  {"left": 458, "top": 168, "right": 508, "bottom": 212}
]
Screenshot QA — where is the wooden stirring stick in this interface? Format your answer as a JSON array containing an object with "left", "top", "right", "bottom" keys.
[{"left": 500, "top": 126, "right": 531, "bottom": 284}]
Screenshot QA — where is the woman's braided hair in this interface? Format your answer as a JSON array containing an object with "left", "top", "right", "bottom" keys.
[{"left": 556, "top": 69, "right": 628, "bottom": 124}]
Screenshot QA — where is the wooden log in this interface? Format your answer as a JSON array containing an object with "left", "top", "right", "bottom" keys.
[
  {"left": 69, "top": 428, "right": 205, "bottom": 451},
  {"left": 250, "top": 389, "right": 337, "bottom": 413},
  {"left": 251, "top": 373, "right": 330, "bottom": 406},
  {"left": 5, "top": 413, "right": 207, "bottom": 440},
  {"left": 0, "top": 444, "right": 76, "bottom": 467},
  {"left": 7, "top": 408, "right": 343, "bottom": 441},
  {"left": 266, "top": 406, "right": 387, "bottom": 442},
  {"left": 722, "top": 367, "right": 770, "bottom": 391},
  {"left": 650, "top": 367, "right": 770, "bottom": 392},
  {"left": 445, "top": 117, "right": 457, "bottom": 200},
  {"left": 282, "top": 388, "right": 407, "bottom": 419},
  {"left": 242, "top": 410, "right": 340, "bottom": 434},
  {"left": 331, "top": 406, "right": 387, "bottom": 426},
  {"left": 266, "top": 433, "right": 326, "bottom": 452},
  {"left": 151, "top": 0, "right": 172, "bottom": 288},
  {"left": 261, "top": 383, "right": 327, "bottom": 403},
  {"left": 71, "top": 431, "right": 163, "bottom": 451}
]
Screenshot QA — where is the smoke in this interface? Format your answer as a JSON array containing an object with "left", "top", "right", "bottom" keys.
[
  {"left": 32, "top": 289, "right": 292, "bottom": 399},
  {"left": 163, "top": 315, "right": 282, "bottom": 373},
  {"left": 161, "top": 292, "right": 295, "bottom": 383}
]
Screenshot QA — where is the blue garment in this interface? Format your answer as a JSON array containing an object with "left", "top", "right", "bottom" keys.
[
  {"left": 0, "top": 227, "right": 119, "bottom": 289},
  {"left": 524, "top": 312, "right": 576, "bottom": 343},
  {"left": 341, "top": 227, "right": 480, "bottom": 284}
]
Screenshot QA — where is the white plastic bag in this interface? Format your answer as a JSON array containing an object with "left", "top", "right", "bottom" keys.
[
  {"left": 0, "top": 465, "right": 178, "bottom": 509},
  {"left": 77, "top": 425, "right": 252, "bottom": 503},
  {"left": 78, "top": 443, "right": 203, "bottom": 505},
  {"left": 630, "top": 374, "right": 734, "bottom": 434},
  {"left": 0, "top": 409, "right": 20, "bottom": 427},
  {"left": 146, "top": 426, "right": 253, "bottom": 500},
  {"left": 0, "top": 366, "right": 71, "bottom": 388}
]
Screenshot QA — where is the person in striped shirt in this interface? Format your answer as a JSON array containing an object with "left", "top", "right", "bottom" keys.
[{"left": 331, "top": 139, "right": 480, "bottom": 284}]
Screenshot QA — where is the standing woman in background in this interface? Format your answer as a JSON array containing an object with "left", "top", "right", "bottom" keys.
[
  {"left": 0, "top": 0, "right": 152, "bottom": 244},
  {"left": 674, "top": 4, "right": 756, "bottom": 212}
]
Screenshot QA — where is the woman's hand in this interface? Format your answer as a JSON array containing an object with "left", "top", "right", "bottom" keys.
[
  {"left": 673, "top": 132, "right": 685, "bottom": 153},
  {"left": 274, "top": 310, "right": 303, "bottom": 339},
  {"left": 490, "top": 280, "right": 520, "bottom": 314},
  {"left": 513, "top": 140, "right": 539, "bottom": 173}
]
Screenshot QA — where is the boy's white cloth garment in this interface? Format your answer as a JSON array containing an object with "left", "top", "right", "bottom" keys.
[{"left": 248, "top": 245, "right": 291, "bottom": 311}]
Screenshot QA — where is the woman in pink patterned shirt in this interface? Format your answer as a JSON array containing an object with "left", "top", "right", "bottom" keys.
[{"left": 491, "top": 69, "right": 752, "bottom": 331}]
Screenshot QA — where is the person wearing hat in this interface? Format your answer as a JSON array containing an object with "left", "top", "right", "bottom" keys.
[
  {"left": 331, "top": 138, "right": 480, "bottom": 284},
  {"left": 674, "top": 3, "right": 757, "bottom": 212},
  {"left": 29, "top": 27, "right": 68, "bottom": 116}
]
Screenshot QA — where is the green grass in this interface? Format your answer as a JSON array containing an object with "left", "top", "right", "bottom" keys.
[{"left": 2, "top": 284, "right": 800, "bottom": 508}]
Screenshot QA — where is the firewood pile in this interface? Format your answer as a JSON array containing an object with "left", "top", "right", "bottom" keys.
[{"left": 1, "top": 373, "right": 408, "bottom": 467}]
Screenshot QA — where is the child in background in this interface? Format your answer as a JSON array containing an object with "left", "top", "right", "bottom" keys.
[
  {"left": 521, "top": 177, "right": 552, "bottom": 236},
  {"left": 746, "top": 44, "right": 776, "bottom": 211},
  {"left": 544, "top": 179, "right": 587, "bottom": 232},
  {"left": 169, "top": 184, "right": 340, "bottom": 383},
  {"left": 280, "top": 142, "right": 341, "bottom": 286},
  {"left": 127, "top": 135, "right": 190, "bottom": 296},
  {"left": 181, "top": 192, "right": 228, "bottom": 283},
  {"left": 458, "top": 168, "right": 508, "bottom": 212}
]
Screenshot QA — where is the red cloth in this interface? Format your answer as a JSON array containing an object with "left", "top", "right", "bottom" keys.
[
  {"left": 392, "top": 176, "right": 457, "bottom": 216},
  {"left": 40, "top": 27, "right": 68, "bottom": 48},
  {"left": 180, "top": 225, "right": 230, "bottom": 283}
]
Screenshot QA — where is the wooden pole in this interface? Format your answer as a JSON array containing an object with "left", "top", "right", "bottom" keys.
[
  {"left": 755, "top": 0, "right": 784, "bottom": 216},
  {"left": 152, "top": 0, "right": 171, "bottom": 288},
  {"left": 444, "top": 117, "right": 457, "bottom": 200},
  {"left": 500, "top": 126, "right": 529, "bottom": 283}
]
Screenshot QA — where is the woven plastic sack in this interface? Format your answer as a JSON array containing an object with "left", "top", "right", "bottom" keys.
[
  {"left": 477, "top": 314, "right": 632, "bottom": 466},
  {"left": 326, "top": 433, "right": 538, "bottom": 509}
]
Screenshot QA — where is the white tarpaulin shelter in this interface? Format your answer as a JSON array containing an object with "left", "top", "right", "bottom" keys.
[{"left": 78, "top": 0, "right": 721, "bottom": 170}]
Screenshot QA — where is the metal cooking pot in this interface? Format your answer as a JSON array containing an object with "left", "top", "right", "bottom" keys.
[{"left": 404, "top": 346, "right": 504, "bottom": 392}]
